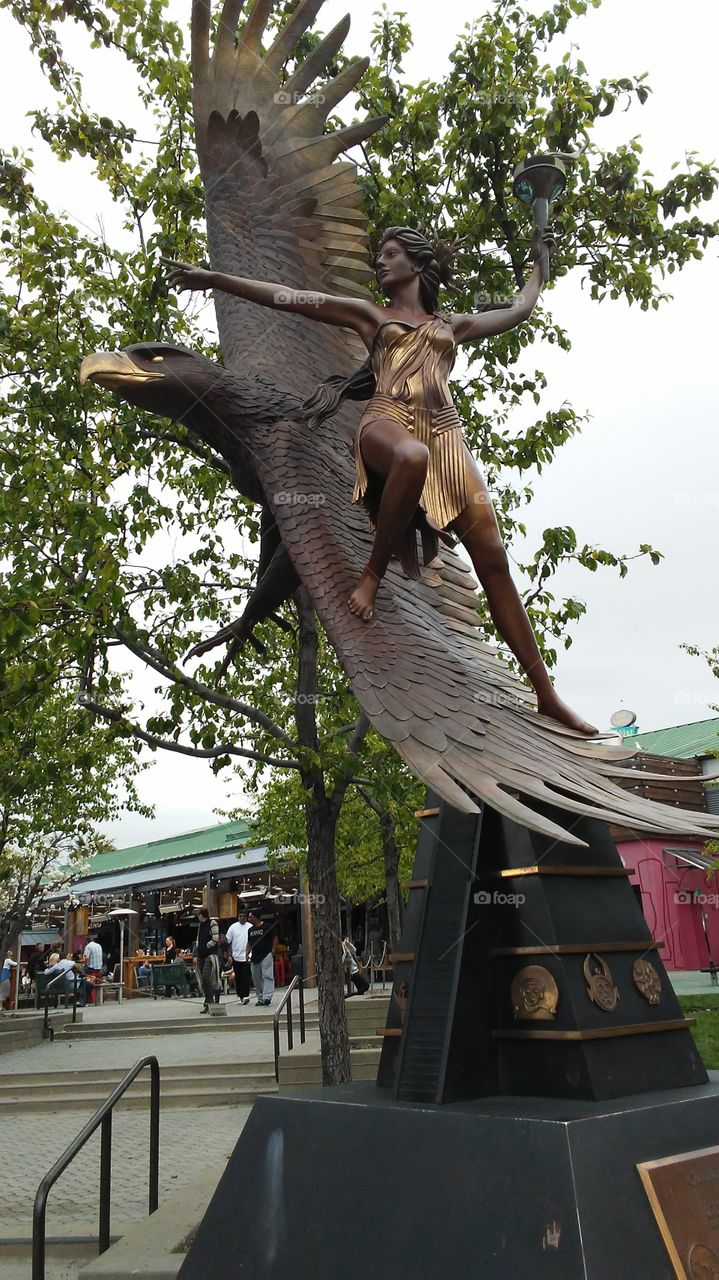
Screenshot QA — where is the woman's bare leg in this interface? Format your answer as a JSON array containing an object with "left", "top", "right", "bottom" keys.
[
  {"left": 452, "top": 454, "right": 598, "bottom": 735},
  {"left": 349, "top": 417, "right": 429, "bottom": 620}
]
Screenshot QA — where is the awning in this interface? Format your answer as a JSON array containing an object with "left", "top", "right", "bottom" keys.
[
  {"left": 663, "top": 846, "right": 717, "bottom": 873},
  {"left": 20, "top": 929, "right": 63, "bottom": 946},
  {"left": 49, "top": 844, "right": 270, "bottom": 898}
]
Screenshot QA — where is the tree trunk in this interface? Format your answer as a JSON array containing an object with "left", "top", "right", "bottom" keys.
[
  {"left": 305, "top": 794, "right": 351, "bottom": 1084},
  {"left": 381, "top": 809, "right": 404, "bottom": 956},
  {"left": 294, "top": 587, "right": 351, "bottom": 1085}
]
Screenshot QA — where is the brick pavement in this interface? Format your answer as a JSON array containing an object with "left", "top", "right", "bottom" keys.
[
  {"left": 0, "top": 987, "right": 320, "bottom": 1261},
  {"left": 0, "top": 1102, "right": 252, "bottom": 1240}
]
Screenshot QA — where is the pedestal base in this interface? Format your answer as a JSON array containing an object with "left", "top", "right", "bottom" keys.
[{"left": 179, "top": 1078, "right": 719, "bottom": 1278}]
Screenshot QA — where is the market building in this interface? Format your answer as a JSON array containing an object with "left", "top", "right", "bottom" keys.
[
  {"left": 54, "top": 818, "right": 313, "bottom": 993},
  {"left": 612, "top": 716, "right": 719, "bottom": 972}
]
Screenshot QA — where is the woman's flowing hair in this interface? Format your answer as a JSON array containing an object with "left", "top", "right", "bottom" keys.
[{"left": 299, "top": 226, "right": 456, "bottom": 429}]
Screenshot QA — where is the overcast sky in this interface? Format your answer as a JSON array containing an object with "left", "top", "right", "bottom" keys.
[{"left": 3, "top": 0, "right": 717, "bottom": 847}]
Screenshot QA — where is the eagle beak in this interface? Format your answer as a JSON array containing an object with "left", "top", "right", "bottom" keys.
[{"left": 79, "top": 351, "right": 166, "bottom": 388}]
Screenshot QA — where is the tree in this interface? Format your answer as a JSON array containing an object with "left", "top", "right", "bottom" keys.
[
  {"left": 0, "top": 658, "right": 148, "bottom": 971},
  {"left": 243, "top": 684, "right": 421, "bottom": 955},
  {"left": 1, "top": 0, "right": 717, "bottom": 1076}
]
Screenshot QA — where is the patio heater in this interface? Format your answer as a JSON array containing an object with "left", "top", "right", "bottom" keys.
[{"left": 107, "top": 907, "right": 138, "bottom": 1003}]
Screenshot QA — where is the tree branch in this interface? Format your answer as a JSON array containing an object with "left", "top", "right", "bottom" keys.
[
  {"left": 77, "top": 694, "right": 301, "bottom": 770},
  {"left": 114, "top": 627, "right": 295, "bottom": 749},
  {"left": 328, "top": 712, "right": 371, "bottom": 820}
]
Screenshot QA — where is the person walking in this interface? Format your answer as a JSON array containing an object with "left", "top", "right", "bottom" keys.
[
  {"left": 194, "top": 907, "right": 221, "bottom": 1013},
  {"left": 342, "top": 937, "right": 370, "bottom": 996},
  {"left": 226, "top": 908, "right": 251, "bottom": 1005},
  {"left": 246, "top": 909, "right": 278, "bottom": 1007},
  {"left": 83, "top": 932, "right": 104, "bottom": 1005}
]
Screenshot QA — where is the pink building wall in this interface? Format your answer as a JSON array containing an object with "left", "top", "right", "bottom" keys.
[{"left": 616, "top": 837, "right": 719, "bottom": 971}]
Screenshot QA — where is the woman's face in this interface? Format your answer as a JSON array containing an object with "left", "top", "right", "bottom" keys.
[{"left": 374, "top": 238, "right": 416, "bottom": 295}]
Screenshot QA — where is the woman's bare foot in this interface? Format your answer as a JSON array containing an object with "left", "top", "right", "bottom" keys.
[
  {"left": 537, "top": 690, "right": 598, "bottom": 736},
  {"left": 348, "top": 565, "right": 381, "bottom": 620}
]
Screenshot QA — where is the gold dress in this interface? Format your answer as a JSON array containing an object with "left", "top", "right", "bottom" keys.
[{"left": 352, "top": 313, "right": 469, "bottom": 553}]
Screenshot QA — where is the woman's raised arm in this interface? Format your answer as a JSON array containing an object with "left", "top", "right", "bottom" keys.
[
  {"left": 163, "top": 259, "right": 379, "bottom": 343},
  {"left": 451, "top": 228, "right": 555, "bottom": 344}
]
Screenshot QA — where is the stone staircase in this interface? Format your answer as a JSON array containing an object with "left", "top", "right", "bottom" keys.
[
  {"left": 60, "top": 1010, "right": 319, "bottom": 1039},
  {"left": 0, "top": 1009, "right": 80, "bottom": 1055},
  {"left": 277, "top": 995, "right": 389, "bottom": 1086},
  {"left": 0, "top": 1059, "right": 277, "bottom": 1114}
]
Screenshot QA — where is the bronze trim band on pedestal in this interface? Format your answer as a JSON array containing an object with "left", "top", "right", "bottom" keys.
[
  {"left": 377, "top": 1027, "right": 402, "bottom": 1038},
  {"left": 414, "top": 807, "right": 440, "bottom": 819},
  {"left": 491, "top": 941, "right": 664, "bottom": 957},
  {"left": 401, "top": 879, "right": 429, "bottom": 890},
  {"left": 478, "top": 865, "right": 633, "bottom": 879},
  {"left": 493, "top": 1017, "right": 694, "bottom": 1042},
  {"left": 389, "top": 953, "right": 415, "bottom": 964}
]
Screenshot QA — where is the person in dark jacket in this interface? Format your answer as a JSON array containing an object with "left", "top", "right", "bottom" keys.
[
  {"left": 246, "top": 909, "right": 278, "bottom": 1007},
  {"left": 194, "top": 908, "right": 221, "bottom": 1012}
]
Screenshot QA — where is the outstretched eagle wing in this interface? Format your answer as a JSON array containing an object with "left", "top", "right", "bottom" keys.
[
  {"left": 191, "top": 0, "right": 381, "bottom": 409},
  {"left": 191, "top": 0, "right": 718, "bottom": 848}
]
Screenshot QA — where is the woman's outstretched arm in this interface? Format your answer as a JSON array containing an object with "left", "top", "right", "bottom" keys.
[
  {"left": 163, "top": 259, "right": 379, "bottom": 343},
  {"left": 451, "top": 228, "right": 555, "bottom": 344}
]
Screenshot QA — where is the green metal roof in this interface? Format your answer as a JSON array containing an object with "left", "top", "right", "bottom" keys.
[
  {"left": 633, "top": 717, "right": 719, "bottom": 760},
  {"left": 94, "top": 818, "right": 257, "bottom": 876}
]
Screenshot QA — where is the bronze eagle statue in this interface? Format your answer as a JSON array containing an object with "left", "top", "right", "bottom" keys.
[{"left": 80, "top": 0, "right": 718, "bottom": 849}]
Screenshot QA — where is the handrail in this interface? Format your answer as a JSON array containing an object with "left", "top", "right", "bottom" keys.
[
  {"left": 42, "top": 969, "right": 78, "bottom": 1039},
  {"left": 273, "top": 975, "right": 306, "bottom": 1082},
  {"left": 32, "top": 1055, "right": 160, "bottom": 1280}
]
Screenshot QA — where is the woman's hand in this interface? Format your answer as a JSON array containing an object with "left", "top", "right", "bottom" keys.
[
  {"left": 530, "top": 226, "right": 557, "bottom": 265},
  {"left": 162, "top": 258, "right": 213, "bottom": 293}
]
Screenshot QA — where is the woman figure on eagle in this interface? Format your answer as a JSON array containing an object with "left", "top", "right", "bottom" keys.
[{"left": 167, "top": 226, "right": 596, "bottom": 737}]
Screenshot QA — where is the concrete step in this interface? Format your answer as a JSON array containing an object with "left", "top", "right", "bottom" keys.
[
  {"left": 77, "top": 1163, "right": 229, "bottom": 1279},
  {"left": 0, "top": 1071, "right": 275, "bottom": 1099},
  {"left": 0, "top": 1074, "right": 277, "bottom": 1113},
  {"left": 0, "top": 1010, "right": 81, "bottom": 1054},
  {"left": 278, "top": 1045, "right": 381, "bottom": 1087},
  {"left": 62, "top": 1013, "right": 320, "bottom": 1038},
  {"left": 0, "top": 1060, "right": 273, "bottom": 1089}
]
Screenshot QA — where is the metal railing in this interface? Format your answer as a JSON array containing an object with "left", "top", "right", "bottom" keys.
[
  {"left": 273, "top": 975, "right": 306, "bottom": 1081},
  {"left": 32, "top": 1056, "right": 160, "bottom": 1280},
  {"left": 42, "top": 970, "right": 79, "bottom": 1040}
]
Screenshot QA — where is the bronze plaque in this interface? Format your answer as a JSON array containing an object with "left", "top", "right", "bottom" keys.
[
  {"left": 638, "top": 1144, "right": 719, "bottom": 1278},
  {"left": 511, "top": 965, "right": 559, "bottom": 1020}
]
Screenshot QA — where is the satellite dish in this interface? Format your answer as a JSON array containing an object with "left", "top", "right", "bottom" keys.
[{"left": 610, "top": 709, "right": 637, "bottom": 729}]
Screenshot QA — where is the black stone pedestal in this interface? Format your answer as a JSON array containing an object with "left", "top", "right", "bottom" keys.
[{"left": 178, "top": 1078, "right": 719, "bottom": 1279}]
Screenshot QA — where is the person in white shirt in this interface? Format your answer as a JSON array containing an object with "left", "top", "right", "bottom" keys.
[
  {"left": 0, "top": 956, "right": 17, "bottom": 1010},
  {"left": 225, "top": 909, "right": 252, "bottom": 1004},
  {"left": 83, "top": 934, "right": 104, "bottom": 1006},
  {"left": 44, "top": 954, "right": 86, "bottom": 1004}
]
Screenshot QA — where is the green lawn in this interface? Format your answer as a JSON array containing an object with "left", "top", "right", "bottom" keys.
[{"left": 679, "top": 994, "right": 719, "bottom": 1069}]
